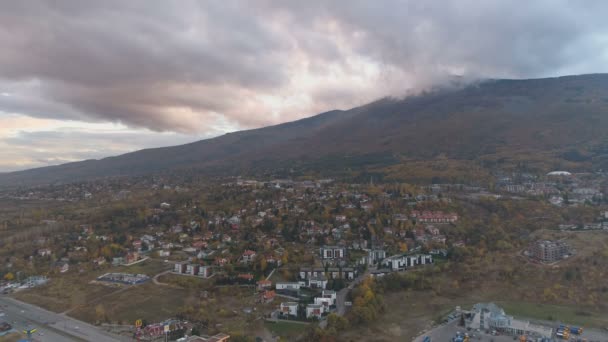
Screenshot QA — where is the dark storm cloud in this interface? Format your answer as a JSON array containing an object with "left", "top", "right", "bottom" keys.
[{"left": 1, "top": 0, "right": 608, "bottom": 132}]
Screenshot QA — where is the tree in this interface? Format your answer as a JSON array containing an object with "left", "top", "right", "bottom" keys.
[{"left": 3, "top": 272, "right": 14, "bottom": 281}]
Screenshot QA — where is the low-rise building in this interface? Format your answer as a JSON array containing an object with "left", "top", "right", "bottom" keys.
[
  {"left": 280, "top": 302, "right": 299, "bottom": 317},
  {"left": 465, "top": 303, "right": 552, "bottom": 338},
  {"left": 275, "top": 282, "right": 301, "bottom": 291},
  {"left": 381, "top": 254, "right": 433, "bottom": 271},
  {"left": 306, "top": 304, "right": 324, "bottom": 319},
  {"left": 319, "top": 246, "right": 346, "bottom": 259}
]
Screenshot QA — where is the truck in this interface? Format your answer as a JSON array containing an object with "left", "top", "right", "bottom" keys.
[{"left": 570, "top": 326, "right": 583, "bottom": 335}]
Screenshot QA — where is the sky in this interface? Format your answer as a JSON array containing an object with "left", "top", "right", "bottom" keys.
[{"left": 1, "top": 1, "right": 608, "bottom": 172}]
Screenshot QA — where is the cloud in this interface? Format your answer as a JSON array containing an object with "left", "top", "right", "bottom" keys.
[
  {"left": 0, "top": 120, "right": 210, "bottom": 172},
  {"left": 1, "top": 1, "right": 608, "bottom": 137}
]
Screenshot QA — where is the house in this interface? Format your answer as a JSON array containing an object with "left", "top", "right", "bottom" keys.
[
  {"left": 265, "top": 256, "right": 282, "bottom": 267},
  {"left": 112, "top": 257, "right": 125, "bottom": 266},
  {"left": 125, "top": 251, "right": 140, "bottom": 264},
  {"left": 93, "top": 257, "right": 106, "bottom": 266},
  {"left": 280, "top": 302, "right": 299, "bottom": 317},
  {"left": 360, "top": 249, "right": 386, "bottom": 265},
  {"left": 425, "top": 225, "right": 440, "bottom": 236},
  {"left": 198, "top": 266, "right": 212, "bottom": 278},
  {"left": 307, "top": 274, "right": 328, "bottom": 289},
  {"left": 54, "top": 261, "right": 69, "bottom": 273},
  {"left": 241, "top": 250, "right": 257, "bottom": 263},
  {"left": 237, "top": 273, "right": 254, "bottom": 282},
  {"left": 319, "top": 246, "right": 346, "bottom": 259},
  {"left": 306, "top": 304, "right": 324, "bottom": 319},
  {"left": 192, "top": 241, "right": 207, "bottom": 250},
  {"left": 299, "top": 267, "right": 324, "bottom": 280},
  {"left": 275, "top": 282, "right": 301, "bottom": 291},
  {"left": 37, "top": 248, "right": 52, "bottom": 257},
  {"left": 174, "top": 261, "right": 188, "bottom": 274},
  {"left": 260, "top": 290, "right": 276, "bottom": 303},
  {"left": 314, "top": 297, "right": 332, "bottom": 309},
  {"left": 257, "top": 279, "right": 272, "bottom": 291},
  {"left": 186, "top": 264, "right": 199, "bottom": 276},
  {"left": 215, "top": 257, "right": 228, "bottom": 266},
  {"left": 131, "top": 240, "right": 143, "bottom": 250},
  {"left": 321, "top": 290, "right": 337, "bottom": 305},
  {"left": 159, "top": 250, "right": 171, "bottom": 257}
]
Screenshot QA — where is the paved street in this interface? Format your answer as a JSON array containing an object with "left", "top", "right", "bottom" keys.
[
  {"left": 0, "top": 296, "right": 128, "bottom": 342},
  {"left": 335, "top": 269, "right": 371, "bottom": 316}
]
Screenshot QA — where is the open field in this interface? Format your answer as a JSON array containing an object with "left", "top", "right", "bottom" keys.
[
  {"left": 115, "top": 258, "right": 171, "bottom": 276},
  {"left": 14, "top": 274, "right": 117, "bottom": 313},
  {"left": 0, "top": 332, "right": 26, "bottom": 342},
  {"left": 12, "top": 259, "right": 169, "bottom": 314},
  {"left": 67, "top": 282, "right": 192, "bottom": 324},
  {"left": 264, "top": 321, "right": 308, "bottom": 339},
  {"left": 498, "top": 301, "right": 608, "bottom": 329},
  {"left": 340, "top": 289, "right": 474, "bottom": 341}
]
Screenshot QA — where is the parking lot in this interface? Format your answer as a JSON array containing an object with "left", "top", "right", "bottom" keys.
[{"left": 415, "top": 320, "right": 608, "bottom": 342}]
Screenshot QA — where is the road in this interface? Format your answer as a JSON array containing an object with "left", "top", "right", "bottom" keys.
[
  {"left": 320, "top": 268, "right": 372, "bottom": 328},
  {"left": 335, "top": 269, "right": 371, "bottom": 316},
  {"left": 0, "top": 296, "right": 128, "bottom": 342}
]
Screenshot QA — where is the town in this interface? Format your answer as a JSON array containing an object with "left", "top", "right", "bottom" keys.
[{"left": 0, "top": 169, "right": 608, "bottom": 341}]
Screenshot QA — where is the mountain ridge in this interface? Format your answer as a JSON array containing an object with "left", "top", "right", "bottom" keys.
[{"left": 3, "top": 73, "right": 608, "bottom": 188}]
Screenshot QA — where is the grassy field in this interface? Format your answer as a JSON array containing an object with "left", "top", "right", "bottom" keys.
[
  {"left": 13, "top": 259, "right": 169, "bottom": 314},
  {"left": 67, "top": 282, "right": 192, "bottom": 324},
  {"left": 264, "top": 321, "right": 309, "bottom": 339},
  {"left": 115, "top": 258, "right": 172, "bottom": 276},
  {"left": 498, "top": 301, "right": 608, "bottom": 328},
  {"left": 13, "top": 273, "right": 117, "bottom": 313}
]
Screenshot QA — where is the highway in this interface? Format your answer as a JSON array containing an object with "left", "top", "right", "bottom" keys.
[{"left": 0, "top": 296, "right": 128, "bottom": 342}]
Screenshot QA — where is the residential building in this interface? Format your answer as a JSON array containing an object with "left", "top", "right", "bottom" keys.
[
  {"left": 275, "top": 282, "right": 301, "bottom": 291},
  {"left": 280, "top": 302, "right": 298, "bottom": 317},
  {"left": 241, "top": 250, "right": 257, "bottom": 263},
  {"left": 319, "top": 246, "right": 346, "bottom": 259},
  {"left": 381, "top": 254, "right": 433, "bottom": 271},
  {"left": 530, "top": 240, "right": 570, "bottom": 262},
  {"left": 314, "top": 297, "right": 332, "bottom": 309},
  {"left": 321, "top": 290, "right": 337, "bottom": 305},
  {"left": 410, "top": 210, "right": 458, "bottom": 223},
  {"left": 260, "top": 290, "right": 276, "bottom": 303},
  {"left": 306, "top": 304, "right": 324, "bottom": 319},
  {"left": 256, "top": 279, "right": 272, "bottom": 291}
]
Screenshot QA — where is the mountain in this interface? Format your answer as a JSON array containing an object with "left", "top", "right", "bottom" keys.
[{"left": 3, "top": 73, "right": 608, "bottom": 188}]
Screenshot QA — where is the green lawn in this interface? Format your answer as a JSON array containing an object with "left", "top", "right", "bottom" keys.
[
  {"left": 498, "top": 301, "right": 608, "bottom": 328},
  {"left": 264, "top": 321, "right": 308, "bottom": 338}
]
